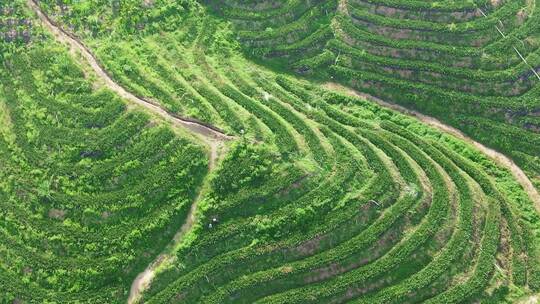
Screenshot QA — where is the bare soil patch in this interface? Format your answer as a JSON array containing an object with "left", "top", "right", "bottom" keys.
[{"left": 48, "top": 209, "right": 66, "bottom": 220}]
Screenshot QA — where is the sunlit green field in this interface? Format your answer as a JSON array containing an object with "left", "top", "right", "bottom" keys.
[{"left": 1, "top": 0, "right": 539, "bottom": 303}]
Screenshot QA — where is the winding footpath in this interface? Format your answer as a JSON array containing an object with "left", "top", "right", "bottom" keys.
[
  {"left": 127, "top": 142, "right": 224, "bottom": 304},
  {"left": 27, "top": 1, "right": 540, "bottom": 302},
  {"left": 27, "top": 0, "right": 232, "bottom": 146},
  {"left": 27, "top": 2, "right": 232, "bottom": 303}
]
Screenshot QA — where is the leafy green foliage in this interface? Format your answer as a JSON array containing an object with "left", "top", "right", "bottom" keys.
[
  {"left": 38, "top": 0, "right": 201, "bottom": 36},
  {"left": 212, "top": 140, "right": 276, "bottom": 195},
  {"left": 0, "top": 35, "right": 207, "bottom": 302},
  {"left": 212, "top": 0, "right": 540, "bottom": 189},
  {"left": 2, "top": 1, "right": 540, "bottom": 303}
]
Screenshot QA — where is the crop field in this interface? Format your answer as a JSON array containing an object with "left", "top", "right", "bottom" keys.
[
  {"left": 1, "top": 0, "right": 540, "bottom": 303},
  {"left": 206, "top": 0, "right": 540, "bottom": 190}
]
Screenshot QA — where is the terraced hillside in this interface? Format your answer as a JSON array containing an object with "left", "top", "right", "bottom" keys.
[
  {"left": 0, "top": 2, "right": 214, "bottom": 302},
  {"left": 205, "top": 0, "right": 540, "bottom": 191},
  {"left": 0, "top": 0, "right": 539, "bottom": 303}
]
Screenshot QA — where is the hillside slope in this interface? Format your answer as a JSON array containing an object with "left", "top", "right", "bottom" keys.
[
  {"left": 205, "top": 0, "right": 540, "bottom": 191},
  {"left": 0, "top": 0, "right": 539, "bottom": 303}
]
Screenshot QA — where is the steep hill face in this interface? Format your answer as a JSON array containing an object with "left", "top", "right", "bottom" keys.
[
  {"left": 1, "top": 0, "right": 539, "bottom": 303},
  {"left": 206, "top": 0, "right": 540, "bottom": 190}
]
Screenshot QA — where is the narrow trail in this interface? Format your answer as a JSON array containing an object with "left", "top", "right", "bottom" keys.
[
  {"left": 27, "top": 1, "right": 233, "bottom": 302},
  {"left": 27, "top": 0, "right": 233, "bottom": 145},
  {"left": 127, "top": 142, "right": 223, "bottom": 304},
  {"left": 28, "top": 0, "right": 540, "bottom": 301},
  {"left": 337, "top": 0, "right": 350, "bottom": 16},
  {"left": 325, "top": 82, "right": 540, "bottom": 214}
]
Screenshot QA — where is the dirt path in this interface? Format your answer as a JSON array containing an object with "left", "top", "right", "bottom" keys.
[
  {"left": 337, "top": 0, "right": 350, "bottom": 15},
  {"left": 519, "top": 294, "right": 539, "bottom": 304},
  {"left": 27, "top": 0, "right": 232, "bottom": 145},
  {"left": 26, "top": 2, "right": 234, "bottom": 302},
  {"left": 127, "top": 142, "right": 223, "bottom": 304},
  {"left": 325, "top": 82, "right": 540, "bottom": 214},
  {"left": 28, "top": 0, "right": 540, "bottom": 299}
]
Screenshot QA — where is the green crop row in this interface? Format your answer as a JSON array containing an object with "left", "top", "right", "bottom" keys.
[
  {"left": 197, "top": 126, "right": 429, "bottom": 303},
  {"left": 349, "top": 0, "right": 524, "bottom": 34},
  {"left": 0, "top": 33, "right": 208, "bottom": 302},
  {"left": 351, "top": 0, "right": 490, "bottom": 11}
]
